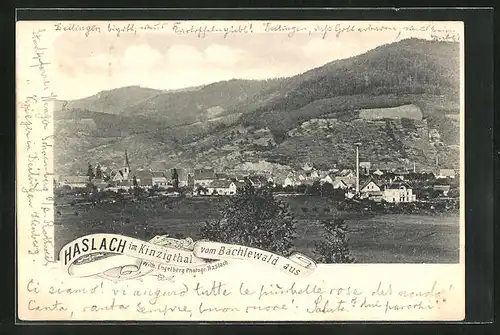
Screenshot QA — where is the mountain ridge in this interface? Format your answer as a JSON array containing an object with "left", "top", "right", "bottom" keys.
[{"left": 54, "top": 38, "right": 460, "bottom": 175}]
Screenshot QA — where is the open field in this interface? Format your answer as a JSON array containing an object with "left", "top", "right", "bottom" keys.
[{"left": 54, "top": 196, "right": 460, "bottom": 264}]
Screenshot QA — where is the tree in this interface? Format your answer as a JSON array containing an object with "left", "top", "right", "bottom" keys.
[
  {"left": 273, "top": 184, "right": 283, "bottom": 193},
  {"left": 296, "top": 184, "right": 307, "bottom": 194},
  {"left": 314, "top": 219, "right": 355, "bottom": 264},
  {"left": 321, "top": 182, "right": 334, "bottom": 196},
  {"left": 448, "top": 187, "right": 460, "bottom": 198},
  {"left": 311, "top": 180, "right": 321, "bottom": 195},
  {"left": 149, "top": 184, "right": 161, "bottom": 196},
  {"left": 199, "top": 184, "right": 297, "bottom": 256},
  {"left": 196, "top": 185, "right": 208, "bottom": 196},
  {"left": 85, "top": 182, "right": 97, "bottom": 195},
  {"left": 133, "top": 175, "right": 140, "bottom": 196},
  {"left": 172, "top": 168, "right": 179, "bottom": 190},
  {"left": 87, "top": 162, "right": 95, "bottom": 181},
  {"left": 95, "top": 164, "right": 103, "bottom": 179}
]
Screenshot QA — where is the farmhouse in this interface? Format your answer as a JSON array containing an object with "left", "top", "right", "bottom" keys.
[{"left": 382, "top": 181, "right": 416, "bottom": 203}]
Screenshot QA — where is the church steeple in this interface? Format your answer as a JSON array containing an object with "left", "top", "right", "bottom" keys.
[
  {"left": 125, "top": 150, "right": 131, "bottom": 171},
  {"left": 122, "top": 150, "right": 131, "bottom": 180}
]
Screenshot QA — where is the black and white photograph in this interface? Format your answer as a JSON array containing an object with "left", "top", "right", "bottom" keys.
[
  {"left": 49, "top": 21, "right": 462, "bottom": 266},
  {"left": 16, "top": 18, "right": 468, "bottom": 322}
]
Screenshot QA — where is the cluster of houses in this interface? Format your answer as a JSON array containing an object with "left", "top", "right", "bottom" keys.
[
  {"left": 280, "top": 163, "right": 418, "bottom": 203},
  {"left": 56, "top": 152, "right": 457, "bottom": 203}
]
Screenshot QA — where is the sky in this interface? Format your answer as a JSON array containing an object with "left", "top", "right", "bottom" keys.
[{"left": 48, "top": 21, "right": 463, "bottom": 100}]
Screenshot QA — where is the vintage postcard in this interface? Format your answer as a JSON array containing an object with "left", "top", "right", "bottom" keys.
[{"left": 16, "top": 19, "right": 464, "bottom": 321}]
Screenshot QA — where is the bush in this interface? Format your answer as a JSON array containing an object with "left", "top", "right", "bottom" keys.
[
  {"left": 314, "top": 219, "right": 355, "bottom": 264},
  {"left": 199, "top": 184, "right": 297, "bottom": 256}
]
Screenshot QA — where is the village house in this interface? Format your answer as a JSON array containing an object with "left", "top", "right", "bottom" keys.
[
  {"left": 283, "top": 169, "right": 322, "bottom": 187},
  {"left": 433, "top": 184, "right": 451, "bottom": 196},
  {"left": 334, "top": 169, "right": 356, "bottom": 188},
  {"left": 360, "top": 177, "right": 381, "bottom": 193},
  {"left": 308, "top": 170, "right": 320, "bottom": 179},
  {"left": 296, "top": 172, "right": 307, "bottom": 184},
  {"left": 339, "top": 169, "right": 354, "bottom": 178},
  {"left": 437, "top": 169, "right": 456, "bottom": 179},
  {"left": 300, "top": 162, "right": 322, "bottom": 181},
  {"left": 372, "top": 169, "right": 384, "bottom": 177},
  {"left": 59, "top": 176, "right": 89, "bottom": 189},
  {"left": 266, "top": 175, "right": 276, "bottom": 187},
  {"left": 194, "top": 168, "right": 216, "bottom": 187},
  {"left": 332, "top": 179, "right": 349, "bottom": 190},
  {"left": 320, "top": 173, "right": 335, "bottom": 185},
  {"left": 302, "top": 162, "right": 314, "bottom": 173},
  {"left": 133, "top": 169, "right": 152, "bottom": 187},
  {"left": 283, "top": 174, "right": 298, "bottom": 188},
  {"left": 132, "top": 170, "right": 168, "bottom": 188},
  {"left": 204, "top": 179, "right": 242, "bottom": 196},
  {"left": 151, "top": 171, "right": 169, "bottom": 187},
  {"left": 359, "top": 177, "right": 383, "bottom": 201},
  {"left": 246, "top": 175, "right": 269, "bottom": 188},
  {"left": 382, "top": 181, "right": 416, "bottom": 203}
]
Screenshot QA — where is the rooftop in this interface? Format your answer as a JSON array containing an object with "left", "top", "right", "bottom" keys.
[{"left": 209, "top": 179, "right": 235, "bottom": 188}]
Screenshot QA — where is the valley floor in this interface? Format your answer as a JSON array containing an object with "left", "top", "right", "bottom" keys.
[{"left": 54, "top": 197, "right": 460, "bottom": 264}]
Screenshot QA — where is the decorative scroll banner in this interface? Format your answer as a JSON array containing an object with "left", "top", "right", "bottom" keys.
[{"left": 59, "top": 234, "right": 317, "bottom": 280}]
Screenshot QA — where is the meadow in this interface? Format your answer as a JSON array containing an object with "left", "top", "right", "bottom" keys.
[{"left": 54, "top": 195, "right": 460, "bottom": 263}]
